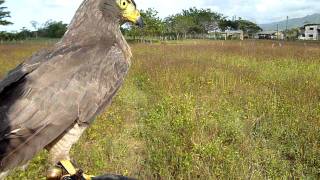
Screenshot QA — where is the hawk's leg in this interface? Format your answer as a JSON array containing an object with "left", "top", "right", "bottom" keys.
[
  {"left": 46, "top": 123, "right": 88, "bottom": 179},
  {"left": 46, "top": 123, "right": 88, "bottom": 164}
]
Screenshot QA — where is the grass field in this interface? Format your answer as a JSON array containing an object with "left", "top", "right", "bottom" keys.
[{"left": 1, "top": 40, "right": 319, "bottom": 179}]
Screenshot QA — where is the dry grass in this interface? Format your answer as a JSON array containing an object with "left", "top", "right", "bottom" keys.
[{"left": 2, "top": 40, "right": 320, "bottom": 179}]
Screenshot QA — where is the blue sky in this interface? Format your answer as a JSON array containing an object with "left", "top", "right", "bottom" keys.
[{"left": 1, "top": 0, "right": 320, "bottom": 31}]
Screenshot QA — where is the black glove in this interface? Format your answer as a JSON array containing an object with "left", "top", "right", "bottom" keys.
[{"left": 92, "top": 174, "right": 137, "bottom": 180}]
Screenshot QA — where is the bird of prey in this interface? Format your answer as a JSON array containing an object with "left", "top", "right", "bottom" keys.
[{"left": 0, "top": 0, "right": 143, "bottom": 179}]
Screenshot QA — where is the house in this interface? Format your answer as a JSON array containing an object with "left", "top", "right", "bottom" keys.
[
  {"left": 299, "top": 24, "right": 320, "bottom": 40},
  {"left": 208, "top": 29, "right": 244, "bottom": 40},
  {"left": 256, "top": 31, "right": 284, "bottom": 40}
]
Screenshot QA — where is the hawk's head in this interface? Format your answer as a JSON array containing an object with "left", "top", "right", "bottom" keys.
[{"left": 100, "top": 0, "right": 143, "bottom": 27}]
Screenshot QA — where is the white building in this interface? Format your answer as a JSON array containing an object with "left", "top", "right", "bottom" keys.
[
  {"left": 208, "top": 29, "right": 245, "bottom": 40},
  {"left": 299, "top": 24, "right": 320, "bottom": 40}
]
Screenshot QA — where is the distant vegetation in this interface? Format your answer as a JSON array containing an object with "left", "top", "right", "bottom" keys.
[
  {"left": 36, "top": 20, "right": 68, "bottom": 38},
  {"left": 0, "top": 20, "right": 67, "bottom": 41}
]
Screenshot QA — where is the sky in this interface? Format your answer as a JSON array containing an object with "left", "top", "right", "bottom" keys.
[{"left": 1, "top": 0, "right": 320, "bottom": 31}]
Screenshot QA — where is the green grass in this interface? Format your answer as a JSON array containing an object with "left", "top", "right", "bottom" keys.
[{"left": 1, "top": 40, "right": 320, "bottom": 179}]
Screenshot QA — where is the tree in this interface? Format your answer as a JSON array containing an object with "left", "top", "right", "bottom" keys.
[
  {"left": 181, "top": 8, "right": 222, "bottom": 34},
  {"left": 236, "top": 19, "right": 262, "bottom": 34},
  {"left": 38, "top": 20, "right": 68, "bottom": 38},
  {"left": 172, "top": 14, "right": 196, "bottom": 39},
  {"left": 218, "top": 19, "right": 238, "bottom": 31},
  {"left": 165, "top": 8, "right": 224, "bottom": 39},
  {"left": 140, "top": 8, "right": 165, "bottom": 37},
  {"left": 31, "top": 20, "right": 39, "bottom": 38},
  {"left": 285, "top": 28, "right": 300, "bottom": 40},
  {"left": 0, "top": 0, "right": 12, "bottom": 26},
  {"left": 18, "top": 27, "right": 32, "bottom": 39},
  {"left": 126, "top": 8, "right": 165, "bottom": 39}
]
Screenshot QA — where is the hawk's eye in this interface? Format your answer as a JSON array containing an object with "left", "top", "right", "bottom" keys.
[{"left": 119, "top": 0, "right": 128, "bottom": 9}]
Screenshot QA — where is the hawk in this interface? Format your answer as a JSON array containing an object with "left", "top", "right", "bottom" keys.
[{"left": 0, "top": 0, "right": 143, "bottom": 179}]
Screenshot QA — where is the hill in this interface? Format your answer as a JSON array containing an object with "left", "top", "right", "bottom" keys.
[{"left": 259, "top": 13, "right": 320, "bottom": 31}]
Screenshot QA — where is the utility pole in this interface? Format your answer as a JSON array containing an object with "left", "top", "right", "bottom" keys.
[
  {"left": 277, "top": 24, "right": 279, "bottom": 40},
  {"left": 285, "top": 16, "right": 289, "bottom": 40},
  {"left": 286, "top": 16, "right": 289, "bottom": 31}
]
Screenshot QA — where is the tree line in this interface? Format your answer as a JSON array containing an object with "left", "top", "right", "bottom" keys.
[
  {"left": 0, "top": 20, "right": 67, "bottom": 41},
  {"left": 0, "top": 0, "right": 262, "bottom": 41},
  {"left": 124, "top": 8, "right": 262, "bottom": 40}
]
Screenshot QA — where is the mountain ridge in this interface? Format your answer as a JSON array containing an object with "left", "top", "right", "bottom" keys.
[{"left": 259, "top": 13, "right": 320, "bottom": 31}]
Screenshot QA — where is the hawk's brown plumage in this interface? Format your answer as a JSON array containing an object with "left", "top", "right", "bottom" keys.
[{"left": 0, "top": 0, "right": 137, "bottom": 173}]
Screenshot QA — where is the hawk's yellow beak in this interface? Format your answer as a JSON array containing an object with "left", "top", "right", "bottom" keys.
[
  {"left": 118, "top": 0, "right": 144, "bottom": 27},
  {"left": 124, "top": 9, "right": 143, "bottom": 27}
]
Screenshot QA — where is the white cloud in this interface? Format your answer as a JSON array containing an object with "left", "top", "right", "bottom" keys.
[{"left": 43, "top": 0, "right": 82, "bottom": 7}]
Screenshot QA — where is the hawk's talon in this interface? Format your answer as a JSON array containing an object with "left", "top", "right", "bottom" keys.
[
  {"left": 46, "top": 166, "right": 63, "bottom": 180},
  {"left": 46, "top": 160, "right": 94, "bottom": 180}
]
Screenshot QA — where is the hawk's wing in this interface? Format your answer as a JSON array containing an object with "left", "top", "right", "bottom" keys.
[
  {"left": 0, "top": 44, "right": 129, "bottom": 171},
  {"left": 0, "top": 49, "right": 50, "bottom": 93},
  {"left": 0, "top": 45, "right": 83, "bottom": 93}
]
